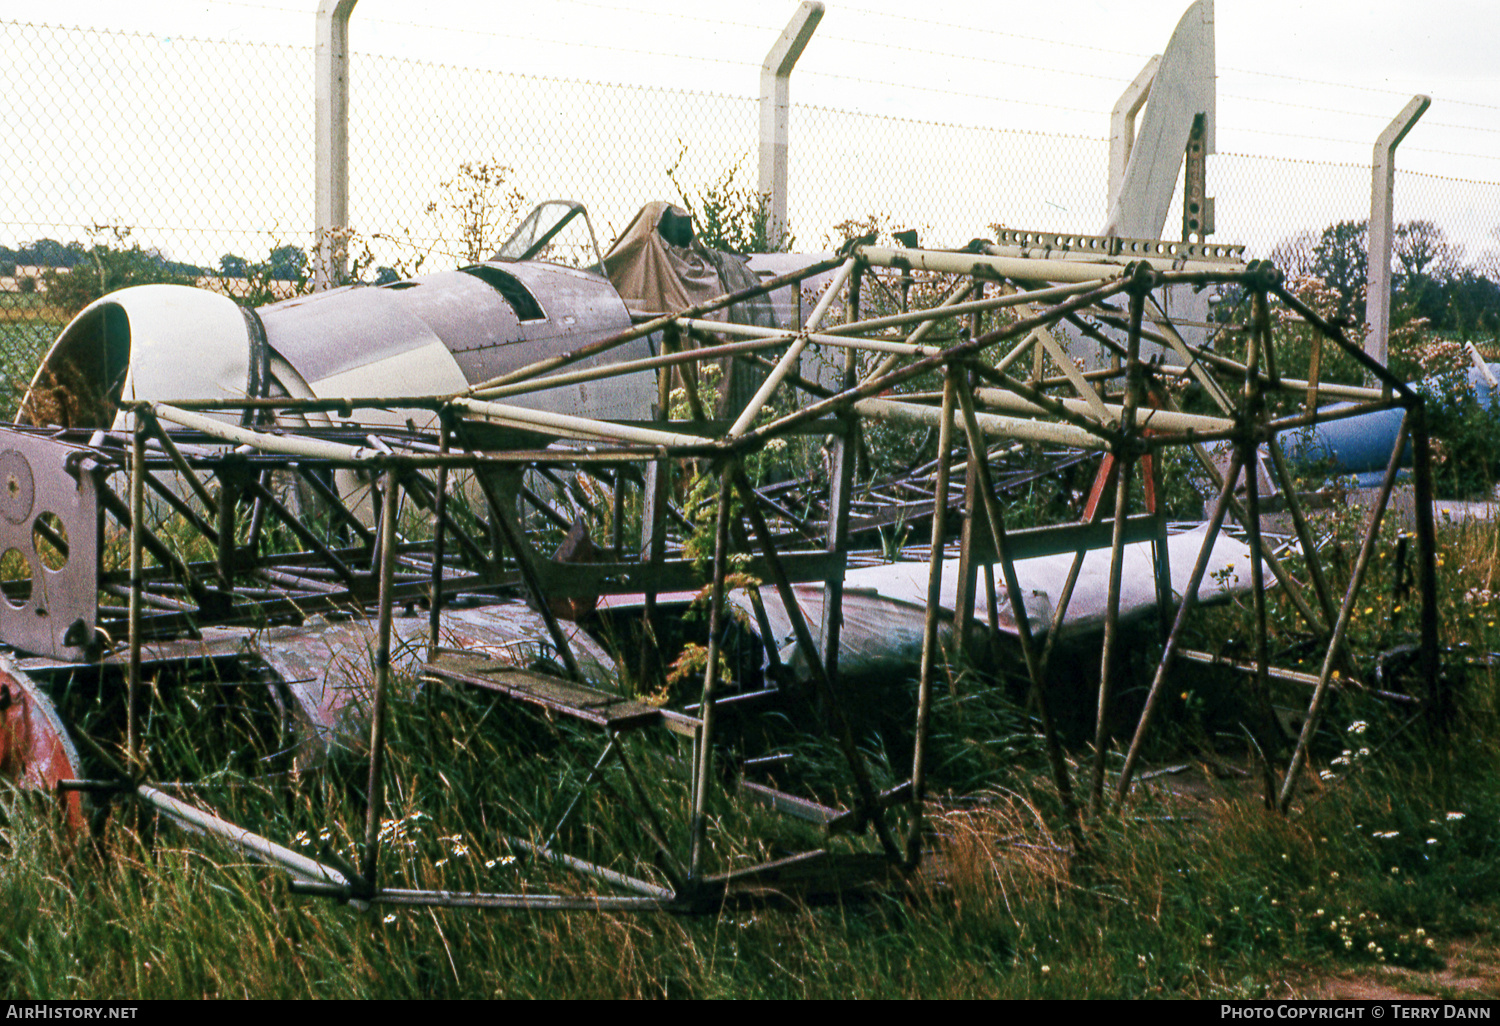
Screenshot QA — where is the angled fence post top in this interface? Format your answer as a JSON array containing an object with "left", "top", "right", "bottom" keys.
[
  {"left": 762, "top": 1, "right": 824, "bottom": 79},
  {"left": 1376, "top": 94, "right": 1433, "bottom": 156},
  {"left": 1366, "top": 94, "right": 1432, "bottom": 371},
  {"left": 1109, "top": 54, "right": 1160, "bottom": 217},
  {"left": 759, "top": 1, "right": 824, "bottom": 252},
  {"left": 315, "top": 0, "right": 359, "bottom": 292}
]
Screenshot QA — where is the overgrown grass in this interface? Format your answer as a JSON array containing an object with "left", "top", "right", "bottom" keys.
[
  {"left": 7, "top": 718, "right": 1498, "bottom": 998},
  {"left": 3, "top": 518, "right": 1498, "bottom": 998},
  {"left": 5, "top": 245, "right": 1499, "bottom": 998}
]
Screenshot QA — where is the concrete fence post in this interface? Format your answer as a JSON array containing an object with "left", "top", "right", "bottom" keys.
[
  {"left": 1366, "top": 94, "right": 1430, "bottom": 370},
  {"left": 759, "top": 2, "right": 824, "bottom": 252},
  {"left": 315, "top": 0, "right": 358, "bottom": 291}
]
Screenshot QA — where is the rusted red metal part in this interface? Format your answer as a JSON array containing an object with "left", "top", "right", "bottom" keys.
[
  {"left": 1082, "top": 451, "right": 1158, "bottom": 520},
  {"left": 0, "top": 661, "right": 87, "bottom": 834},
  {"left": 1083, "top": 386, "right": 1169, "bottom": 521}
]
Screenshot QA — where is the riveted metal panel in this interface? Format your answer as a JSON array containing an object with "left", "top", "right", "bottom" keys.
[
  {"left": 257, "top": 284, "right": 463, "bottom": 388},
  {"left": 0, "top": 432, "right": 99, "bottom": 660}
]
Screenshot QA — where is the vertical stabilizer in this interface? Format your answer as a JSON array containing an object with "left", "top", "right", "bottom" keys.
[{"left": 1103, "top": 0, "right": 1215, "bottom": 240}]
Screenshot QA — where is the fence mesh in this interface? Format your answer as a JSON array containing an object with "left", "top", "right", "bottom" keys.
[
  {"left": 2, "top": 18, "right": 1497, "bottom": 408},
  {"left": 791, "top": 105, "right": 1110, "bottom": 248},
  {"left": 348, "top": 53, "right": 757, "bottom": 270}
]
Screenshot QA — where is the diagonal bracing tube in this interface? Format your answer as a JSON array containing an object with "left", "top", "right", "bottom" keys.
[{"left": 1279, "top": 415, "right": 1411, "bottom": 812}]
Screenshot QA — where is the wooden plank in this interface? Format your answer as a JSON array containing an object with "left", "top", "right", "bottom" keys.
[
  {"left": 423, "top": 652, "right": 661, "bottom": 731},
  {"left": 531, "top": 551, "right": 845, "bottom": 598}
]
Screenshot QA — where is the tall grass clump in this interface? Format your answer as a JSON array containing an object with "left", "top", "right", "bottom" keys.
[{"left": 2, "top": 503, "right": 1499, "bottom": 997}]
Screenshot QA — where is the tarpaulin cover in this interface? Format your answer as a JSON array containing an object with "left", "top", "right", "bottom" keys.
[
  {"left": 601, "top": 201, "right": 777, "bottom": 409},
  {"left": 603, "top": 202, "right": 725, "bottom": 317}
]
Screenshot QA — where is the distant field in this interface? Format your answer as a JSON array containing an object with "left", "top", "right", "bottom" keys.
[{"left": 0, "top": 297, "right": 69, "bottom": 322}]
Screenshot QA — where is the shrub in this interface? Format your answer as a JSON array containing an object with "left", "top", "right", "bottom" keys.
[{"left": 666, "top": 146, "right": 788, "bottom": 255}]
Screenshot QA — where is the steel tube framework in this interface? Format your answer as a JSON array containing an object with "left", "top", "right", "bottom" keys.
[{"left": 0, "top": 232, "right": 1447, "bottom": 913}]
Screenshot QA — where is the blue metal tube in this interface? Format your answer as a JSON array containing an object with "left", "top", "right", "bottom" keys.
[{"left": 1281, "top": 364, "right": 1499, "bottom": 481}]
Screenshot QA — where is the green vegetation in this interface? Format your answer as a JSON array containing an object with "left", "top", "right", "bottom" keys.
[
  {"left": 1269, "top": 219, "right": 1500, "bottom": 338},
  {"left": 0, "top": 320, "right": 58, "bottom": 416},
  {"left": 0, "top": 199, "right": 1497, "bottom": 997},
  {"left": 666, "top": 147, "right": 788, "bottom": 255},
  {"left": 24, "top": 226, "right": 200, "bottom": 318},
  {"left": 1, "top": 496, "right": 1497, "bottom": 998},
  {"left": 212, "top": 244, "right": 313, "bottom": 308},
  {"left": 1203, "top": 271, "right": 1500, "bottom": 501}
]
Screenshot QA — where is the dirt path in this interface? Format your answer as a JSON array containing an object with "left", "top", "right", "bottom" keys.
[
  {"left": 1128, "top": 763, "right": 1500, "bottom": 1001},
  {"left": 1295, "top": 940, "right": 1500, "bottom": 1000}
]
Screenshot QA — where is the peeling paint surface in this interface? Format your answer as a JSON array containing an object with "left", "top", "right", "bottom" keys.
[{"left": 0, "top": 655, "right": 86, "bottom": 833}]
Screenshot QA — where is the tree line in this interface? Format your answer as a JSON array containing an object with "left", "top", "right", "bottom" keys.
[
  {"left": 2, "top": 238, "right": 324, "bottom": 315},
  {"left": 1, "top": 237, "right": 202, "bottom": 279},
  {"left": 1269, "top": 219, "right": 1500, "bottom": 337}
]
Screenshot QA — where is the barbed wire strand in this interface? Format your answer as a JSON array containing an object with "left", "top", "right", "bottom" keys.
[
  {"left": 1229, "top": 127, "right": 1500, "bottom": 162},
  {"left": 156, "top": 1, "right": 1500, "bottom": 118},
  {"left": 104, "top": 2, "right": 1500, "bottom": 131},
  {"left": 1223, "top": 94, "right": 1500, "bottom": 135},
  {"left": 1222, "top": 66, "right": 1500, "bottom": 114}
]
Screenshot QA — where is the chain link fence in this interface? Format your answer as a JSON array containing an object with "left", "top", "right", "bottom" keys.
[
  {"left": 3, "top": 19, "right": 1498, "bottom": 408},
  {"left": 791, "top": 104, "right": 1110, "bottom": 248},
  {"left": 0, "top": 22, "right": 316, "bottom": 403},
  {"left": 348, "top": 52, "right": 757, "bottom": 270}
]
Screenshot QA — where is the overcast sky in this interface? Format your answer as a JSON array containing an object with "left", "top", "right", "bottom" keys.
[
  {"left": 8, "top": 0, "right": 1495, "bottom": 176},
  {"left": 2, "top": 0, "right": 1494, "bottom": 263}
]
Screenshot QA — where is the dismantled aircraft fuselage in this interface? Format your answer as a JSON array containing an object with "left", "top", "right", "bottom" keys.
[
  {"left": 21, "top": 260, "right": 657, "bottom": 434},
  {"left": 0, "top": 0, "right": 1450, "bottom": 912}
]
